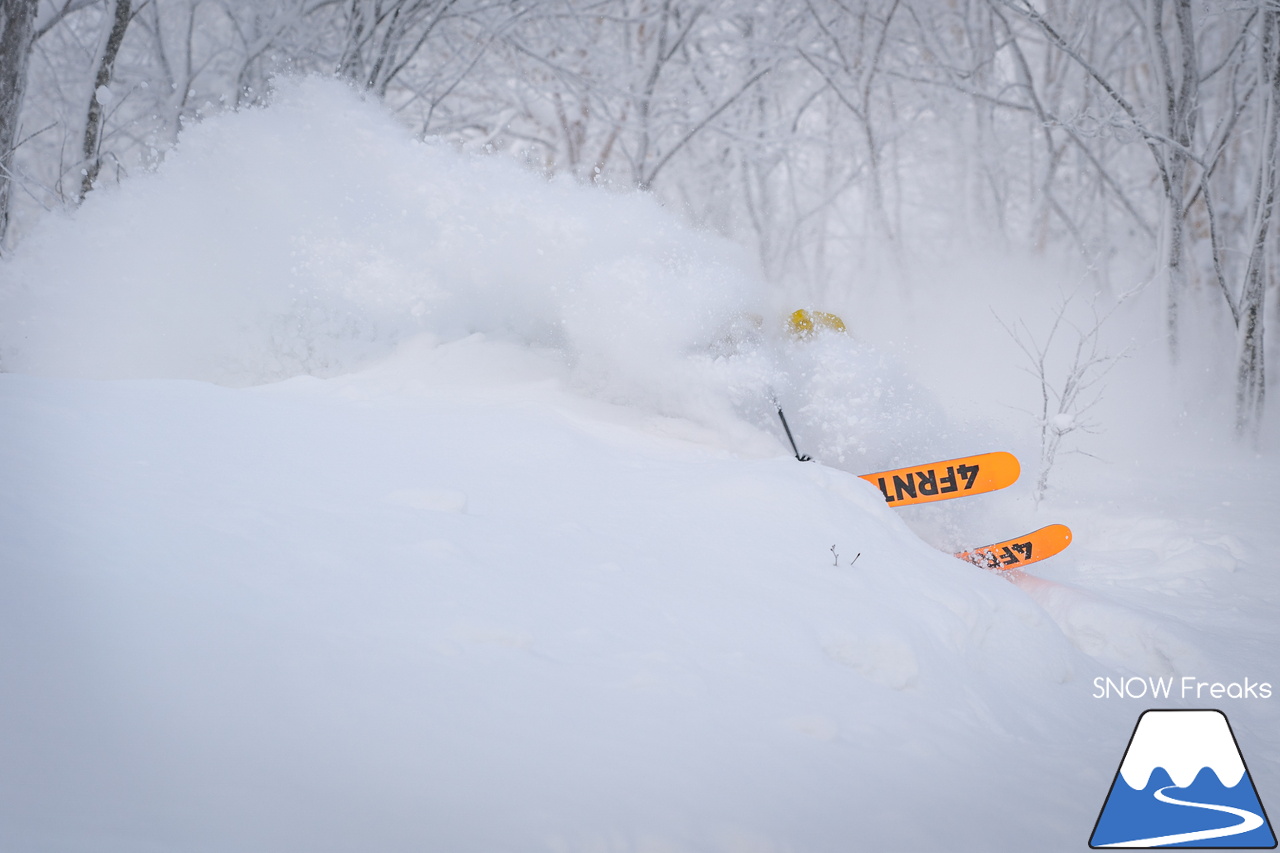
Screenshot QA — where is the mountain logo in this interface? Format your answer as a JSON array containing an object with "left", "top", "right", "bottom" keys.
[{"left": 1090, "top": 709, "right": 1276, "bottom": 848}]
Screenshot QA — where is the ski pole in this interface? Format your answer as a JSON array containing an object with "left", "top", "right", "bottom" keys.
[{"left": 775, "top": 404, "right": 811, "bottom": 462}]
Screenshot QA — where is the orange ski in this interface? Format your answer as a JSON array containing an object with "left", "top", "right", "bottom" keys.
[
  {"left": 859, "top": 451, "right": 1020, "bottom": 507},
  {"left": 954, "top": 524, "right": 1073, "bottom": 570}
]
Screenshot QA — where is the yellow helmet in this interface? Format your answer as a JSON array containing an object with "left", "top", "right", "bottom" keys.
[{"left": 786, "top": 309, "right": 847, "bottom": 338}]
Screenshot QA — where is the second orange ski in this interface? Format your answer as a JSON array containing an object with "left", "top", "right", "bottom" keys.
[{"left": 954, "top": 524, "right": 1073, "bottom": 570}]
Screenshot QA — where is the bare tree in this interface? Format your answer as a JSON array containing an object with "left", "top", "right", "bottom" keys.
[
  {"left": 798, "top": 0, "right": 901, "bottom": 247},
  {"left": 332, "top": 0, "right": 459, "bottom": 97},
  {"left": 1232, "top": 6, "right": 1279, "bottom": 438},
  {"left": 466, "top": 1, "right": 780, "bottom": 194},
  {"left": 992, "top": 0, "right": 1199, "bottom": 357},
  {"left": 0, "top": 0, "right": 38, "bottom": 248},
  {"left": 998, "top": 296, "right": 1127, "bottom": 504},
  {"left": 77, "top": 0, "right": 132, "bottom": 201},
  {"left": 986, "top": 0, "right": 1274, "bottom": 436}
]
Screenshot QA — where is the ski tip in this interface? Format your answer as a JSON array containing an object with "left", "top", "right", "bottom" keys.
[
  {"left": 968, "top": 451, "right": 1020, "bottom": 485},
  {"left": 994, "top": 451, "right": 1021, "bottom": 483},
  {"left": 1026, "top": 523, "right": 1072, "bottom": 552},
  {"left": 954, "top": 522, "right": 1073, "bottom": 571},
  {"left": 1043, "top": 523, "right": 1072, "bottom": 544}
]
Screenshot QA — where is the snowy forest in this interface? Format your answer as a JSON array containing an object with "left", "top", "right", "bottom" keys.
[
  {"left": 4, "top": 3, "right": 1280, "bottom": 852},
  {"left": 1, "top": 0, "right": 1278, "bottom": 438}
]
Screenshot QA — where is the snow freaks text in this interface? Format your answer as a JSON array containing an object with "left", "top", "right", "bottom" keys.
[{"left": 1093, "top": 677, "right": 1273, "bottom": 700}]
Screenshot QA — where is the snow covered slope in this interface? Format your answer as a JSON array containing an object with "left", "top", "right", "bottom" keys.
[
  {"left": 0, "top": 345, "right": 1095, "bottom": 852},
  {"left": 1, "top": 79, "right": 1277, "bottom": 852}
]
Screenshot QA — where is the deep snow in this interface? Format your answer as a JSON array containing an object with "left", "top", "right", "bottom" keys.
[{"left": 1, "top": 79, "right": 1277, "bottom": 852}]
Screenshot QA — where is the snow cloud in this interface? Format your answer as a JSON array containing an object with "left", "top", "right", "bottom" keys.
[{"left": 0, "top": 77, "right": 760, "bottom": 398}]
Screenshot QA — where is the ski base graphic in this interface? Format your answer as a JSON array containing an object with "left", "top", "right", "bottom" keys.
[
  {"left": 955, "top": 524, "right": 1072, "bottom": 570},
  {"left": 860, "top": 451, "right": 1020, "bottom": 507}
]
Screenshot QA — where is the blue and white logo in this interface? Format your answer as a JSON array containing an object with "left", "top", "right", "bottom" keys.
[{"left": 1091, "top": 709, "right": 1276, "bottom": 848}]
